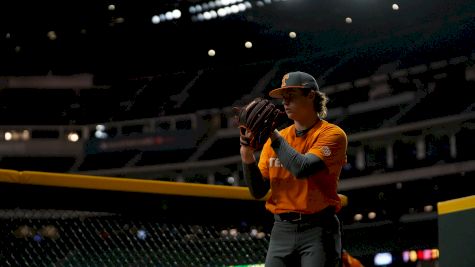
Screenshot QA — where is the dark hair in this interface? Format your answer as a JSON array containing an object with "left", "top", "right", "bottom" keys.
[{"left": 302, "top": 88, "right": 329, "bottom": 119}]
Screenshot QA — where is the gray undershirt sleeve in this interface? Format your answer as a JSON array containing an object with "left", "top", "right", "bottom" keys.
[
  {"left": 242, "top": 162, "right": 270, "bottom": 199},
  {"left": 270, "top": 135, "right": 326, "bottom": 179}
]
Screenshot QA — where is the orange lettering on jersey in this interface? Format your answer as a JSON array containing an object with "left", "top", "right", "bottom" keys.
[{"left": 282, "top": 74, "right": 290, "bottom": 87}]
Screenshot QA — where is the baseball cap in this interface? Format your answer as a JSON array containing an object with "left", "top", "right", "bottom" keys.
[{"left": 269, "top": 71, "right": 319, "bottom": 98}]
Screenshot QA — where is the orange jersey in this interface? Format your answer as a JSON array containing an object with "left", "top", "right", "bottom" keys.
[{"left": 258, "top": 120, "right": 347, "bottom": 214}]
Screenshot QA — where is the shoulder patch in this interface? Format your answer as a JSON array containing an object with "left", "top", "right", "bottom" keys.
[{"left": 321, "top": 146, "right": 331, "bottom": 156}]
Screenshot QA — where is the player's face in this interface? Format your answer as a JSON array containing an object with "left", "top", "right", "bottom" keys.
[{"left": 281, "top": 89, "right": 315, "bottom": 120}]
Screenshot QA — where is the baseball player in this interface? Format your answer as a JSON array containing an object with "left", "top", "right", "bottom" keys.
[{"left": 239, "top": 71, "right": 348, "bottom": 266}]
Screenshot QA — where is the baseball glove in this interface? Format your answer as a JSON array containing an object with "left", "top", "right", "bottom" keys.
[{"left": 234, "top": 97, "right": 284, "bottom": 150}]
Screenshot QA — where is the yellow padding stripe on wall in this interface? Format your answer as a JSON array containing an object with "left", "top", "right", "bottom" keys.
[
  {"left": 0, "top": 169, "right": 348, "bottom": 204},
  {"left": 0, "top": 169, "right": 257, "bottom": 201},
  {"left": 438, "top": 195, "right": 475, "bottom": 215},
  {"left": 0, "top": 169, "right": 20, "bottom": 183}
]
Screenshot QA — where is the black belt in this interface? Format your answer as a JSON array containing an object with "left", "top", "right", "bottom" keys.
[{"left": 274, "top": 207, "right": 335, "bottom": 222}]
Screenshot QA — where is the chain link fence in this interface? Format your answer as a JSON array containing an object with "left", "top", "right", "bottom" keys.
[{"left": 1, "top": 209, "right": 269, "bottom": 267}]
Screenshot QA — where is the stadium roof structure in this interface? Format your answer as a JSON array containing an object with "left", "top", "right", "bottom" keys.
[
  {"left": 0, "top": 0, "right": 474, "bottom": 125},
  {"left": 1, "top": 0, "right": 474, "bottom": 78}
]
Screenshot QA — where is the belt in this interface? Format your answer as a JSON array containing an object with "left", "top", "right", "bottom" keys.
[{"left": 274, "top": 207, "right": 335, "bottom": 222}]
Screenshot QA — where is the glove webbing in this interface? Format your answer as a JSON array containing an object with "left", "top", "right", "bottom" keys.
[
  {"left": 237, "top": 98, "right": 282, "bottom": 148},
  {"left": 248, "top": 101, "right": 276, "bottom": 132}
]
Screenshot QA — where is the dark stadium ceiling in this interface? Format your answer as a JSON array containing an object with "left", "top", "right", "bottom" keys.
[{"left": 1, "top": 0, "right": 475, "bottom": 80}]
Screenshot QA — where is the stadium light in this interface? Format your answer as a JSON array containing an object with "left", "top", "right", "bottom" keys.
[
  {"left": 22, "top": 130, "right": 30, "bottom": 140},
  {"left": 95, "top": 124, "right": 108, "bottom": 139},
  {"left": 4, "top": 131, "right": 13, "bottom": 141},
  {"left": 424, "top": 205, "right": 433, "bottom": 212},
  {"left": 3, "top": 130, "right": 31, "bottom": 141},
  {"left": 151, "top": 15, "right": 160, "bottom": 24},
  {"left": 374, "top": 252, "right": 393, "bottom": 266},
  {"left": 67, "top": 132, "right": 80, "bottom": 142},
  {"left": 192, "top": 1, "right": 252, "bottom": 21},
  {"left": 368, "top": 211, "right": 376, "bottom": 219},
  {"left": 151, "top": 9, "right": 182, "bottom": 24}
]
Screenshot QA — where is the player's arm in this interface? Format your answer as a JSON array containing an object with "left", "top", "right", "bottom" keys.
[
  {"left": 240, "top": 146, "right": 270, "bottom": 199},
  {"left": 270, "top": 130, "right": 326, "bottom": 179}
]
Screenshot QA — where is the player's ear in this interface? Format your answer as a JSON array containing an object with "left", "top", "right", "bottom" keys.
[{"left": 307, "top": 90, "right": 316, "bottom": 100}]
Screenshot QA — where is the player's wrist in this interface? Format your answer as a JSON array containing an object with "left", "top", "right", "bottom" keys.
[{"left": 240, "top": 145, "right": 256, "bottom": 163}]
